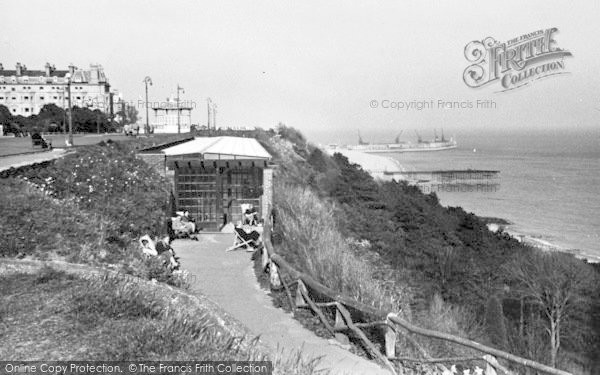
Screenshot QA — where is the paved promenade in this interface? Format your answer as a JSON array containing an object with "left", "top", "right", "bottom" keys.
[
  {"left": 174, "top": 235, "right": 391, "bottom": 375},
  {"left": 0, "top": 149, "right": 68, "bottom": 172}
]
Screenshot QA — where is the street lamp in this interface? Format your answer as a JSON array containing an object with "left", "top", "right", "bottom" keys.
[
  {"left": 65, "top": 72, "right": 73, "bottom": 146},
  {"left": 176, "top": 84, "right": 184, "bottom": 134},
  {"left": 143, "top": 76, "right": 152, "bottom": 134}
]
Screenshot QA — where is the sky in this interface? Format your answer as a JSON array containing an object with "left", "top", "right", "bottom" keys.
[{"left": 2, "top": 0, "right": 600, "bottom": 143}]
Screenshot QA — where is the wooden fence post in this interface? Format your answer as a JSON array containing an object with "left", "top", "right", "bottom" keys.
[
  {"left": 334, "top": 307, "right": 346, "bottom": 330},
  {"left": 261, "top": 246, "right": 269, "bottom": 271},
  {"left": 295, "top": 279, "right": 309, "bottom": 307},
  {"left": 385, "top": 313, "right": 397, "bottom": 359},
  {"left": 269, "top": 261, "right": 282, "bottom": 289}
]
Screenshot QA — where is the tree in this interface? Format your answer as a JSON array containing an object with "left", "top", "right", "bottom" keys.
[
  {"left": 37, "top": 104, "right": 65, "bottom": 132},
  {"left": 69, "top": 107, "right": 110, "bottom": 133},
  {"left": 0, "top": 104, "right": 12, "bottom": 127},
  {"left": 505, "top": 251, "right": 596, "bottom": 368},
  {"left": 125, "top": 104, "right": 139, "bottom": 125},
  {"left": 117, "top": 103, "right": 138, "bottom": 127},
  {"left": 485, "top": 295, "right": 508, "bottom": 350},
  {"left": 38, "top": 104, "right": 64, "bottom": 122}
]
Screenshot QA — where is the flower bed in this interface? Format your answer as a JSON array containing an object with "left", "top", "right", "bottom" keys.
[{"left": 0, "top": 139, "right": 183, "bottom": 285}]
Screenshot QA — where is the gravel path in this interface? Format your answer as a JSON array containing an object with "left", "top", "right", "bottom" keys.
[{"left": 174, "top": 235, "right": 391, "bottom": 375}]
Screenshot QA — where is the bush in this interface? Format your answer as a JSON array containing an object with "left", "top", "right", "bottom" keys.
[
  {"left": 16, "top": 141, "right": 170, "bottom": 240},
  {"left": 0, "top": 140, "right": 184, "bottom": 286}
]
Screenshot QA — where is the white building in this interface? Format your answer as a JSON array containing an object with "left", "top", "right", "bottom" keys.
[
  {"left": 0, "top": 62, "right": 114, "bottom": 117},
  {"left": 151, "top": 97, "right": 193, "bottom": 133}
]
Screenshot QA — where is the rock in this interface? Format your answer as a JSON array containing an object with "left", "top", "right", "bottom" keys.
[{"left": 330, "top": 333, "right": 352, "bottom": 350}]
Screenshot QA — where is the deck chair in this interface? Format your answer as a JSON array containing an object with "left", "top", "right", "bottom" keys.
[{"left": 226, "top": 226, "right": 261, "bottom": 252}]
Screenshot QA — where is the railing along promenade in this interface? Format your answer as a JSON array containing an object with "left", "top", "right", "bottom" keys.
[{"left": 258, "top": 210, "right": 572, "bottom": 375}]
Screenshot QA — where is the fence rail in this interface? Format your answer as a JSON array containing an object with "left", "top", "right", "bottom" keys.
[{"left": 259, "top": 210, "right": 573, "bottom": 375}]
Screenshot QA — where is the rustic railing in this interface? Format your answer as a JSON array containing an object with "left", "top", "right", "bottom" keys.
[{"left": 259, "top": 211, "right": 573, "bottom": 375}]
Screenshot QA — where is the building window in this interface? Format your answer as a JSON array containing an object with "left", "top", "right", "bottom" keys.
[
  {"left": 53, "top": 96, "right": 58, "bottom": 100},
  {"left": 12, "top": 108, "right": 16, "bottom": 112},
  {"left": 76, "top": 96, "right": 81, "bottom": 100},
  {"left": 24, "top": 108, "right": 30, "bottom": 112},
  {"left": 39, "top": 87, "right": 44, "bottom": 90},
  {"left": 11, "top": 87, "right": 15, "bottom": 91},
  {"left": 24, "top": 96, "right": 29, "bottom": 100},
  {"left": 40, "top": 96, "right": 45, "bottom": 100},
  {"left": 11, "top": 97, "right": 16, "bottom": 100}
]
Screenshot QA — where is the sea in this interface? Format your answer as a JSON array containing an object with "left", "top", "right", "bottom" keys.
[{"left": 384, "top": 128, "right": 600, "bottom": 262}]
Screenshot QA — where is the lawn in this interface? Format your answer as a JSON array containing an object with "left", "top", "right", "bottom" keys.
[
  {"left": 0, "top": 133, "right": 132, "bottom": 156},
  {"left": 0, "top": 264, "right": 323, "bottom": 374}
]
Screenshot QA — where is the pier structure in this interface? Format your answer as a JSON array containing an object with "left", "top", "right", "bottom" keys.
[{"left": 385, "top": 169, "right": 500, "bottom": 193}]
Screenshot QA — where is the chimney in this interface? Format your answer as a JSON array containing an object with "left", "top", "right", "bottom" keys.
[
  {"left": 45, "top": 62, "right": 52, "bottom": 77},
  {"left": 90, "top": 64, "right": 99, "bottom": 83},
  {"left": 68, "top": 63, "right": 76, "bottom": 75},
  {"left": 16, "top": 62, "right": 22, "bottom": 76}
]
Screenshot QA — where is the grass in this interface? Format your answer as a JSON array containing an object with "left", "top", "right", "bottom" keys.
[
  {"left": 0, "top": 264, "right": 325, "bottom": 374},
  {"left": 273, "top": 183, "right": 411, "bottom": 313},
  {"left": 0, "top": 133, "right": 134, "bottom": 156}
]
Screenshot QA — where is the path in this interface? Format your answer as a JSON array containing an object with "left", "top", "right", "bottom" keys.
[
  {"left": 0, "top": 149, "right": 68, "bottom": 172},
  {"left": 174, "top": 235, "right": 391, "bottom": 375}
]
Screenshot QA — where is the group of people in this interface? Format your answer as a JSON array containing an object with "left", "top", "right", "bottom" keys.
[
  {"left": 170, "top": 211, "right": 199, "bottom": 240},
  {"left": 139, "top": 234, "right": 180, "bottom": 271}
]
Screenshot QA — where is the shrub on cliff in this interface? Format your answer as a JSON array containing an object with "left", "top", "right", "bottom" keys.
[
  {"left": 273, "top": 182, "right": 410, "bottom": 311},
  {"left": 267, "top": 126, "right": 600, "bottom": 369},
  {"left": 484, "top": 295, "right": 508, "bottom": 350}
]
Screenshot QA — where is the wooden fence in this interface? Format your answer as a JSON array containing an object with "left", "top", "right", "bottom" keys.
[{"left": 258, "top": 212, "right": 573, "bottom": 375}]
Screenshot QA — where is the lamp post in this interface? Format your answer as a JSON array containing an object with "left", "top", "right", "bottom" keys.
[
  {"left": 213, "top": 103, "right": 217, "bottom": 129},
  {"left": 207, "top": 97, "right": 212, "bottom": 129},
  {"left": 143, "top": 76, "right": 152, "bottom": 134},
  {"left": 176, "top": 84, "right": 184, "bottom": 134},
  {"left": 65, "top": 73, "right": 73, "bottom": 146}
]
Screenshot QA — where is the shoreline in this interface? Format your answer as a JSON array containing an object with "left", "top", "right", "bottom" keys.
[
  {"left": 330, "top": 148, "right": 600, "bottom": 264},
  {"left": 487, "top": 222, "right": 600, "bottom": 264}
]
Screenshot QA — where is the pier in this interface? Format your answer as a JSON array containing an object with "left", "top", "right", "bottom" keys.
[
  {"left": 384, "top": 169, "right": 500, "bottom": 193},
  {"left": 384, "top": 169, "right": 500, "bottom": 182}
]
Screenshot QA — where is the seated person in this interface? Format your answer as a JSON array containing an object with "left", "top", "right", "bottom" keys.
[
  {"left": 139, "top": 234, "right": 158, "bottom": 257},
  {"left": 243, "top": 207, "right": 259, "bottom": 226},
  {"left": 172, "top": 211, "right": 196, "bottom": 236},
  {"left": 139, "top": 235, "right": 179, "bottom": 270},
  {"left": 156, "top": 236, "right": 179, "bottom": 270}
]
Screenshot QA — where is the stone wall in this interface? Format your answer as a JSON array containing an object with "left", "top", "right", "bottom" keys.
[
  {"left": 261, "top": 167, "right": 273, "bottom": 220},
  {"left": 137, "top": 153, "right": 166, "bottom": 177}
]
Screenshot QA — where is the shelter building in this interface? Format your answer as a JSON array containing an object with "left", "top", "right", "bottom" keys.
[{"left": 138, "top": 136, "right": 273, "bottom": 231}]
